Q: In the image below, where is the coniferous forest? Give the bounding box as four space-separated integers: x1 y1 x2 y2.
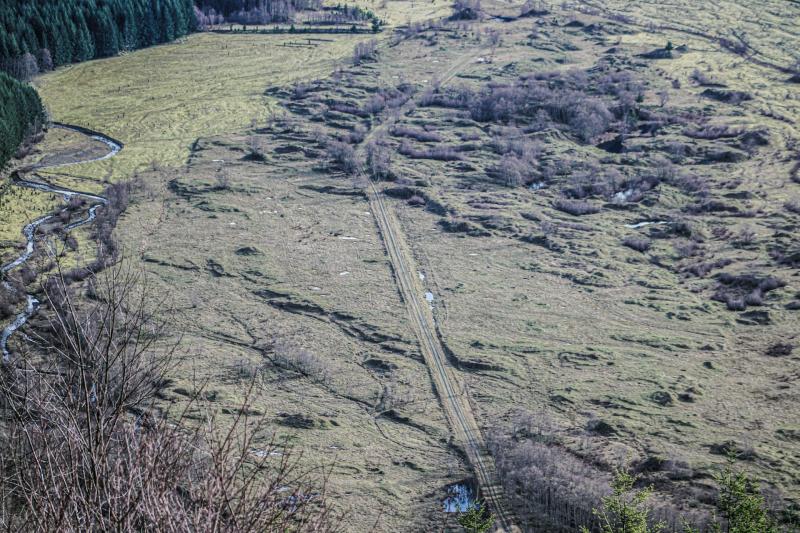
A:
0 0 197 168
0 72 45 169
0 0 196 79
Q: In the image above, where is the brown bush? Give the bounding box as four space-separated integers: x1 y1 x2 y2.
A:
711 273 785 311
390 125 442 143
273 339 332 385
622 235 652 253
784 198 800 214
325 140 359 175
552 198 600 216
398 141 462 161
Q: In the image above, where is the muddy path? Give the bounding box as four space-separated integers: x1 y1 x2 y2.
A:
0 124 121 360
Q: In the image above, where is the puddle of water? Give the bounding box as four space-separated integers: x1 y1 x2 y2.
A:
613 188 636 203
425 292 434 303
529 181 546 191
624 220 667 229
443 483 476 513
251 449 283 458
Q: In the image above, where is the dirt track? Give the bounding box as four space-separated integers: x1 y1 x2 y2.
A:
359 49 519 532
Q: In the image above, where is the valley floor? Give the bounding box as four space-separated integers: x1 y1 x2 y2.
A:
3 0 799 530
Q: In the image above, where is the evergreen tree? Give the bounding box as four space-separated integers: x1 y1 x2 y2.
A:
0 71 45 169
0 0 197 76
706 457 779 533
582 471 664 533
457 503 494 533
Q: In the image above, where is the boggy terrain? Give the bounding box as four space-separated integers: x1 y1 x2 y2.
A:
2 0 799 531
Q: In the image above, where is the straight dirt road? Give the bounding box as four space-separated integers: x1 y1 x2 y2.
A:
358 48 519 532
367 186 518 532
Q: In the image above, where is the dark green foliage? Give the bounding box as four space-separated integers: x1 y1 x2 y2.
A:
583 461 784 533
0 0 197 76
0 72 45 169
705 457 779 533
582 471 664 533
457 503 494 533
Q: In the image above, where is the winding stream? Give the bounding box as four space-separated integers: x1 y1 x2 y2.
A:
0 124 122 361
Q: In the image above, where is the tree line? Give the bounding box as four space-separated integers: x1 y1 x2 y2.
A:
0 0 197 80
0 72 45 170
195 0 320 18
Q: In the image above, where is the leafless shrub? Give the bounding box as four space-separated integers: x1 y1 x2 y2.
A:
490 131 543 157
622 235 652 253
325 140 359 175
674 239 704 259
407 194 426 207
398 141 462 161
520 0 548 16
344 124 368 144
683 258 733 278
683 124 743 140
362 94 386 115
765 343 794 357
390 125 442 143
365 140 392 181
291 82 311 100
733 226 757 247
488 413 610 531
690 69 721 87
451 0 481 20
552 198 600 216
353 40 378 65
327 101 369 118
712 272 785 311
247 135 266 161
0 265 340 531
215 168 231 190
377 377 417 412
563 166 622 200
419 84 474 109
491 153 535 187
375 83 415 110
784 198 800 214
273 340 332 385
570 99 613 142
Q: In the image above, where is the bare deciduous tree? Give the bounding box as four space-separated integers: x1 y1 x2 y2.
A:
0 263 340 532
